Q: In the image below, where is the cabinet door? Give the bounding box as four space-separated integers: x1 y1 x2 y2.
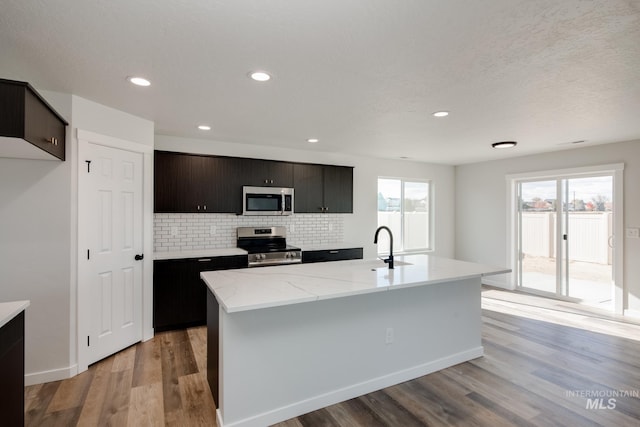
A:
239 158 294 187
323 165 354 213
154 151 205 213
293 163 324 213
206 156 244 213
24 89 65 160
153 260 206 331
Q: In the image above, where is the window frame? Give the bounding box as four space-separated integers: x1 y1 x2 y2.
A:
377 176 433 254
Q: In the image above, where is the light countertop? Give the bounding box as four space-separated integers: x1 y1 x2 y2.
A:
0 300 30 329
154 248 248 260
298 243 362 252
154 244 362 260
201 254 509 313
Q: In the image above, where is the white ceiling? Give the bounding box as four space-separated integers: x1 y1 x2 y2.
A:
2 0 639 165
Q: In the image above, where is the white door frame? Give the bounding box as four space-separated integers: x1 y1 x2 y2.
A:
77 129 154 373
506 163 624 315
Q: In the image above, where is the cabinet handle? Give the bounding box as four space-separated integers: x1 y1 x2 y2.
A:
329 250 339 254
204 205 207 210
197 258 212 262
325 207 329 212
197 205 200 210
45 137 58 145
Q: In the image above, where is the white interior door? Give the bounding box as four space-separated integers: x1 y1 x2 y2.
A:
82 142 144 364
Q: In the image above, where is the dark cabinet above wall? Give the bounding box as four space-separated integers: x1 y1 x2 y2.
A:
154 150 353 214
294 163 353 213
0 78 68 161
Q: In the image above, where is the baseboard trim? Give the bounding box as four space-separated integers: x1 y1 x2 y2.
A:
25 364 78 386
216 346 484 427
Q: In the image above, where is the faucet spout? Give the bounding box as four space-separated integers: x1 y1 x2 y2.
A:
374 226 394 269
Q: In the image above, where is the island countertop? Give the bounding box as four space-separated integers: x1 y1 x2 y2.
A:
201 254 509 313
0 300 30 329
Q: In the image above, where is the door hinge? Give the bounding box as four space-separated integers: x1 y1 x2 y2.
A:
87 336 90 346
563 234 568 241
85 160 91 173
87 249 90 260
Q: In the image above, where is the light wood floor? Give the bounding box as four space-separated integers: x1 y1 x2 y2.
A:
26 289 640 426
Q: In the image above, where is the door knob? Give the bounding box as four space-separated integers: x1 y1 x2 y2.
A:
134 254 144 261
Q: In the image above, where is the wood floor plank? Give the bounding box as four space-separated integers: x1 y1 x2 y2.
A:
127 382 165 427
178 372 217 426
46 368 94 413
76 357 114 426
97 368 134 426
297 407 342 427
24 381 61 426
132 336 162 387
111 344 137 372
160 330 183 415
186 326 208 375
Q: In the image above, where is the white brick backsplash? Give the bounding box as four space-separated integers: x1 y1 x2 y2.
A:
153 213 345 252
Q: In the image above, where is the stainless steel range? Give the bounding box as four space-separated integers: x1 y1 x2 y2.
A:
237 226 302 267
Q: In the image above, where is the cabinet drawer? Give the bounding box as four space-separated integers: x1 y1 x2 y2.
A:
302 248 363 263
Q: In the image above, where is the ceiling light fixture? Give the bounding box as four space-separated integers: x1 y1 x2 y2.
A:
491 141 517 149
307 138 319 143
128 76 151 87
198 125 211 131
433 111 449 117
249 71 271 82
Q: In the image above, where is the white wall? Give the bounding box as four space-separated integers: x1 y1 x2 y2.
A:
155 135 456 259
0 90 154 384
455 139 640 314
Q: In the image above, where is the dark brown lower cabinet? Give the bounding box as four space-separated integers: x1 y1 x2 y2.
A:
0 311 25 427
302 248 363 263
153 255 247 332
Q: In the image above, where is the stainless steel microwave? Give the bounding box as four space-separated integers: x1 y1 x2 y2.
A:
243 186 294 216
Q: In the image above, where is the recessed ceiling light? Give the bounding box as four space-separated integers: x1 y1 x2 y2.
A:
433 111 449 117
128 76 151 87
307 138 319 143
198 125 211 131
491 141 517 149
249 71 271 82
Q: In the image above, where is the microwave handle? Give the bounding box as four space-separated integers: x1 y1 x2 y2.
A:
281 193 285 215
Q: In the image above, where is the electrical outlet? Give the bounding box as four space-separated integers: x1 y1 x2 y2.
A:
171 226 178 236
626 228 640 239
385 327 394 344
210 225 217 235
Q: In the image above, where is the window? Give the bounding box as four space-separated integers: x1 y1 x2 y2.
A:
377 178 431 254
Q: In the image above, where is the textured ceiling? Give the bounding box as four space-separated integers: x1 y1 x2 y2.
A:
1 0 639 165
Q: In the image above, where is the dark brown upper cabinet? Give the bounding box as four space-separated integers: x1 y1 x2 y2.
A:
293 163 353 213
154 150 353 214
155 151 236 213
0 78 68 161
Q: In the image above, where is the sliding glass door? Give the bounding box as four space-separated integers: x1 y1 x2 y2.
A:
517 175 614 309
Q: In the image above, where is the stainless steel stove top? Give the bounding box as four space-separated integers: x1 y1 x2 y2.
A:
237 226 301 267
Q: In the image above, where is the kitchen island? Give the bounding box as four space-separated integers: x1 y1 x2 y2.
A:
201 254 508 427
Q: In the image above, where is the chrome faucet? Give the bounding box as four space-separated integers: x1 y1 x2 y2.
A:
374 226 394 269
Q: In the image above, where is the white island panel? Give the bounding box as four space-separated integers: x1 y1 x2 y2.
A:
216 278 481 427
